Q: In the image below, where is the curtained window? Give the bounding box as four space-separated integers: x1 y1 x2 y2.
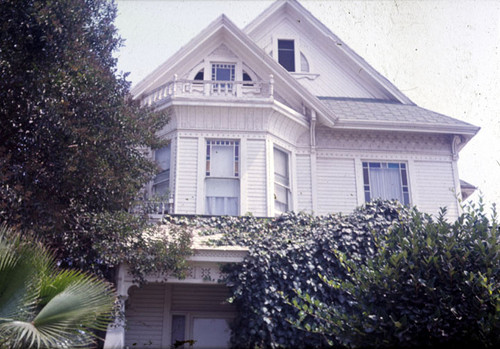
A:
362 162 410 205
205 140 239 215
274 147 291 213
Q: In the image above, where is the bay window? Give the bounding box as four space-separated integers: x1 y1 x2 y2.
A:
205 140 239 215
274 147 291 213
362 162 410 205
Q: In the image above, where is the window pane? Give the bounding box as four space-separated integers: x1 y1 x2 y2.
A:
206 178 239 215
274 148 289 186
171 315 186 345
278 40 295 72
155 145 171 171
278 40 294 50
369 166 403 202
192 318 231 349
153 180 169 197
211 145 233 177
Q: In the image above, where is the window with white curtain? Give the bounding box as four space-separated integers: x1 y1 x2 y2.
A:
362 162 410 205
205 140 239 215
153 144 171 197
274 147 291 214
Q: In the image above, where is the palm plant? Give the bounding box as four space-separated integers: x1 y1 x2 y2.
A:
0 224 115 348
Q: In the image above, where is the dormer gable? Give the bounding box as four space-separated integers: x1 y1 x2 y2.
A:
245 0 413 103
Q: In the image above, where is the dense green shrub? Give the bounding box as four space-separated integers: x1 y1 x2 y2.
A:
171 201 499 348
292 202 499 348
169 201 412 348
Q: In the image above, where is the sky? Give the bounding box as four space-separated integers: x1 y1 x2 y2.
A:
114 0 500 212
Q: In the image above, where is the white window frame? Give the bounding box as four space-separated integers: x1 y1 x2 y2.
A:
362 161 411 205
204 139 240 216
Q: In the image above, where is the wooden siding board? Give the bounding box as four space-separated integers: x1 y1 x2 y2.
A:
125 284 166 349
414 160 459 219
176 137 198 214
246 139 267 216
171 284 236 313
316 157 357 215
296 154 312 212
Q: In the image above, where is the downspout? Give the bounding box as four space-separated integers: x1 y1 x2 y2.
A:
310 109 318 213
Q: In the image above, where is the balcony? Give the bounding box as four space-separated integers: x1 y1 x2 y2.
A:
142 74 275 106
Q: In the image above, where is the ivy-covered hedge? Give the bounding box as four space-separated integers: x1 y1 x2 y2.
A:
166 200 499 348
167 200 413 348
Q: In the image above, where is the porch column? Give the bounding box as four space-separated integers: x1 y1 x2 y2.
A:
103 265 133 349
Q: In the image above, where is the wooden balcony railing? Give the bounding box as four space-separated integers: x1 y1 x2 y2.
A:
142 74 275 106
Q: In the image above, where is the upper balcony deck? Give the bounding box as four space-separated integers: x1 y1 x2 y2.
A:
141 74 275 107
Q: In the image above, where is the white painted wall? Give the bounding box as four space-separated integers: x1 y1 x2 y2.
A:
316 157 358 215
175 137 198 214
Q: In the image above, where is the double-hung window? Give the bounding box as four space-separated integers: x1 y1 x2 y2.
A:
274 147 291 213
153 144 171 197
362 162 410 205
205 140 239 215
211 63 235 93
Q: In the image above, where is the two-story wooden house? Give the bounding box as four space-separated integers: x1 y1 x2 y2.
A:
104 1 479 348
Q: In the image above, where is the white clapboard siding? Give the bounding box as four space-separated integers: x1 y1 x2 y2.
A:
295 154 312 212
125 284 166 349
246 139 267 216
171 284 236 313
176 137 198 214
316 157 357 215
413 160 459 219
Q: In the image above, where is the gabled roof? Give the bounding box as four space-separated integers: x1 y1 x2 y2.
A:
244 0 413 104
319 97 479 139
131 14 337 127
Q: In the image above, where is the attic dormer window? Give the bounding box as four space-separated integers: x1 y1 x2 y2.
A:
278 39 295 72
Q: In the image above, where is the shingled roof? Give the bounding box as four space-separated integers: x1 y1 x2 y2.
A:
319 97 479 137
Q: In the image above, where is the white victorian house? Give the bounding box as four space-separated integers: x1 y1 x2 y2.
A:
104 1 479 348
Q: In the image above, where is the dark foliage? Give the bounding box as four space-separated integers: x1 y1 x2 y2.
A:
0 0 190 281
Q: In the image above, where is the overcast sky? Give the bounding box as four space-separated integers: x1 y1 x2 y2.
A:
114 0 500 211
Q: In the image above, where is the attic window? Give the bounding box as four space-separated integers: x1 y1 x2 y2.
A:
194 69 204 80
300 52 309 72
278 39 295 72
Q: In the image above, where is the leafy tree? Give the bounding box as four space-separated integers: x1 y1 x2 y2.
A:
0 0 190 280
0 224 114 349
291 202 500 348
